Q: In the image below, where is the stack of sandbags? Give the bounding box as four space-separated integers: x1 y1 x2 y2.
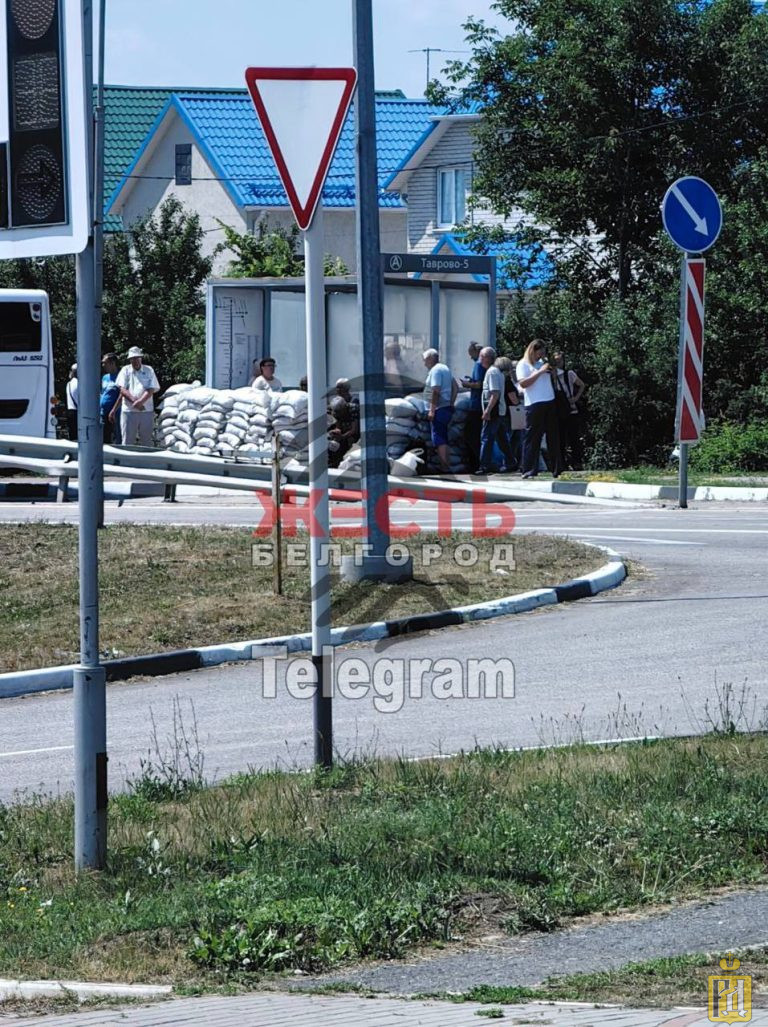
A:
271 389 309 468
156 382 198 450
192 390 234 455
445 390 472 473
237 389 272 459
338 442 362 474
385 395 429 461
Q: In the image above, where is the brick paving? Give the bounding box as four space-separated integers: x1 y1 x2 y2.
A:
1 993 766 1027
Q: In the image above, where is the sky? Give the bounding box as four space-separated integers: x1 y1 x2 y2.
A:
103 0 511 98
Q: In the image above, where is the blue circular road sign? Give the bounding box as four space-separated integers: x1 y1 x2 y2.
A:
662 176 722 253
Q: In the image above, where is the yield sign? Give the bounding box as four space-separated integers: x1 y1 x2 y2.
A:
245 67 357 231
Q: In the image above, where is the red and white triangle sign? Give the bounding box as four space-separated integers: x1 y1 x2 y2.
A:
245 67 357 232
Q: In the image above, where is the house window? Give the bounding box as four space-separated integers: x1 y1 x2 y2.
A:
175 144 192 186
437 167 468 228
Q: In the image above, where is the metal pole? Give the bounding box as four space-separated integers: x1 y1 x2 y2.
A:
74 0 107 870
272 434 283 595
679 442 688 509
352 0 391 564
93 0 106 527
74 0 107 871
675 256 688 510
304 208 332 768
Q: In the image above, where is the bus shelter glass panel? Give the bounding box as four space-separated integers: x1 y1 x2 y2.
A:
327 291 361 388
440 287 488 377
269 291 306 389
383 284 430 395
211 288 262 389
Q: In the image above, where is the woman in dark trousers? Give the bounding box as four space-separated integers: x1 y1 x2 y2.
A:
515 339 562 478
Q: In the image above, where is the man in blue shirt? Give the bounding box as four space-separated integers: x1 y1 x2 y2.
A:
461 341 485 469
423 348 456 474
100 352 121 445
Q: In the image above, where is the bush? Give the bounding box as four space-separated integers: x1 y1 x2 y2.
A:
689 420 768 473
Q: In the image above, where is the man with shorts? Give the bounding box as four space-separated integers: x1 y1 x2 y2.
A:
422 348 456 474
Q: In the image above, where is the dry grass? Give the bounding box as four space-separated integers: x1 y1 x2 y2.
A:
0 525 604 672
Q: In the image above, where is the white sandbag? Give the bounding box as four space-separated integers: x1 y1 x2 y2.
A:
386 397 417 419
183 386 216 407
406 395 429 416
194 427 219 443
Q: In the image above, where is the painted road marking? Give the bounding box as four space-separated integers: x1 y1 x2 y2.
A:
0 745 73 759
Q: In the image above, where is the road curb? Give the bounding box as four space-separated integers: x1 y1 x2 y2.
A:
0 549 626 699
518 479 768 502
0 977 171 1002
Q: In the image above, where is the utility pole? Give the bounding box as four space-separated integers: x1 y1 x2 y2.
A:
73 0 107 871
345 0 411 584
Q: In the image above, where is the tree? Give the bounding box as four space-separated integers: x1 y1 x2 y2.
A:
102 196 215 386
433 0 768 298
219 217 348 278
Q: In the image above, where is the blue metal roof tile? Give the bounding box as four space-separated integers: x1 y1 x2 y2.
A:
166 92 445 211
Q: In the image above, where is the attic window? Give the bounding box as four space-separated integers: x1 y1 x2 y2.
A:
175 144 192 186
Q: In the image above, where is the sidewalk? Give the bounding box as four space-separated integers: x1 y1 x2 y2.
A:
2 992 765 1027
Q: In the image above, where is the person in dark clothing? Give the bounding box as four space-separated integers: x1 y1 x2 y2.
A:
552 350 585 470
461 341 485 467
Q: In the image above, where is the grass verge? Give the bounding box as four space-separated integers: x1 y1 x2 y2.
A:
437 947 768 1008
0 525 603 672
0 735 767 987
559 467 768 486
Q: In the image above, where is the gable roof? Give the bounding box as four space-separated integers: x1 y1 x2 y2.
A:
433 233 553 290
108 91 445 217
102 85 246 231
384 109 482 194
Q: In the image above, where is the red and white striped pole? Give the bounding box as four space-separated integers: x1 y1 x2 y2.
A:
675 257 706 507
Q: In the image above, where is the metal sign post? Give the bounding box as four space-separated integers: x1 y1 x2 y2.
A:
661 177 721 509
245 66 358 768
74 0 107 870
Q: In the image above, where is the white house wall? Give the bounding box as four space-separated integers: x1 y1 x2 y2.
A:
244 209 406 272
405 120 530 253
112 119 248 274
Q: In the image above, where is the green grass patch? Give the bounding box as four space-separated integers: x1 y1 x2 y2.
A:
0 525 602 672
0 736 768 986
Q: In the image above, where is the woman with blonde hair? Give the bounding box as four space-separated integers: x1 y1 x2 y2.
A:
515 339 561 478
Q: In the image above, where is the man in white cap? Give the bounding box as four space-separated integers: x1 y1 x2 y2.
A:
116 346 160 446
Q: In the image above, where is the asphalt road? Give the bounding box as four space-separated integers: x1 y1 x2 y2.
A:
0 496 766 801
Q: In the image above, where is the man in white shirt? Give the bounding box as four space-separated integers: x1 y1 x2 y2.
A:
116 346 160 447
422 348 456 474
250 358 283 392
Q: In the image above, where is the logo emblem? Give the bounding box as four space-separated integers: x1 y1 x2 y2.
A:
388 254 403 271
709 954 752 1023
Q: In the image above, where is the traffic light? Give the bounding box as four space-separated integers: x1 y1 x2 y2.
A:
0 0 89 258
5 0 67 228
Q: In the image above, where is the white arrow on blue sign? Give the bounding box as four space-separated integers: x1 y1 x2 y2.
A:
662 176 722 253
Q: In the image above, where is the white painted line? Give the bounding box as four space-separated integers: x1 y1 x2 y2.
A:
0 745 73 759
563 533 704 546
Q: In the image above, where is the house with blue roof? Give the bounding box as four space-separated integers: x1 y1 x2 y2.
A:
384 110 551 292
108 90 445 274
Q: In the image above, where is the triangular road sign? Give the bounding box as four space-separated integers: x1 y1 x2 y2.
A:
245 67 357 231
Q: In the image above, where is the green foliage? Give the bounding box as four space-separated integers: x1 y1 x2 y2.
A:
689 420 768 473
434 0 768 297
102 196 214 386
439 0 768 465
220 217 348 278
